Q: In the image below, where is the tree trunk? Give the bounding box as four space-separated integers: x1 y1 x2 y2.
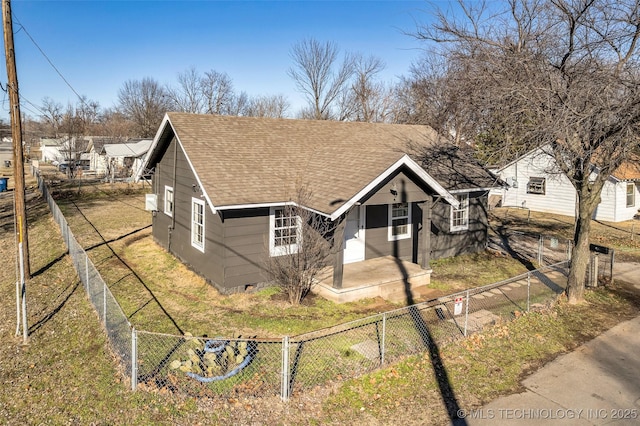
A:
565 198 594 304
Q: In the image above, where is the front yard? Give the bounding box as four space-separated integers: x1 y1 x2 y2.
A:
2 176 639 425
50 182 533 338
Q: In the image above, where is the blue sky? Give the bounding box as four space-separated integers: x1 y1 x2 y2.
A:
1 0 435 121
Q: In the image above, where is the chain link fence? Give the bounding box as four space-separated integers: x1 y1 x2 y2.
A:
37 172 134 381
36 169 572 400
488 230 572 266
586 247 615 287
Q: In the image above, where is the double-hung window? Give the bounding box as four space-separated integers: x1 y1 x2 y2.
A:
627 183 635 208
450 193 469 232
388 202 411 240
270 206 301 256
164 186 174 216
191 198 205 252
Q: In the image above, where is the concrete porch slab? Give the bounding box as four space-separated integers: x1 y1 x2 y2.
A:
313 256 431 304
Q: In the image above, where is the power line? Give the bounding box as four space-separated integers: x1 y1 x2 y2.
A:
8 11 147 161
11 13 91 110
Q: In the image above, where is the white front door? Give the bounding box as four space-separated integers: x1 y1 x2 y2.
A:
343 205 365 264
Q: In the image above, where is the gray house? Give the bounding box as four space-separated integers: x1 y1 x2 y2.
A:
140 113 498 295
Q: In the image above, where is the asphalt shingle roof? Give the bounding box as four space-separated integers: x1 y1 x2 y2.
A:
149 113 496 215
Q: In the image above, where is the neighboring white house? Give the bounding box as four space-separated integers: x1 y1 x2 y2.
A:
101 139 152 179
39 138 65 163
491 147 640 222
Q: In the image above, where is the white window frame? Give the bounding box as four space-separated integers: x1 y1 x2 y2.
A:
527 177 546 195
164 185 174 217
626 183 635 208
191 197 205 253
450 193 469 232
388 202 412 241
269 206 301 257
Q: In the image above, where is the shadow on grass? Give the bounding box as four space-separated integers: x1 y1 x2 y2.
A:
489 224 538 272
70 200 183 335
29 279 82 335
31 251 68 278
394 182 466 425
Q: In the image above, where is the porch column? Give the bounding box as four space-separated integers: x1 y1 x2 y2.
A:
332 216 346 289
421 198 432 269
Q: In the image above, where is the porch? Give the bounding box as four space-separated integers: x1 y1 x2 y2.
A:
313 256 432 304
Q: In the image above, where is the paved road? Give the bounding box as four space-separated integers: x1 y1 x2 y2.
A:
462 262 640 426
0 139 12 167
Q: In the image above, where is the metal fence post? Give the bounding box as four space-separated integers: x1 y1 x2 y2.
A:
538 235 544 265
463 290 470 337
527 272 531 312
610 250 615 286
281 336 290 401
85 255 89 291
103 281 107 325
131 327 137 391
381 313 386 366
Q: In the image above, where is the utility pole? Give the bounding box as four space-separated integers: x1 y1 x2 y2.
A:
3 0 30 342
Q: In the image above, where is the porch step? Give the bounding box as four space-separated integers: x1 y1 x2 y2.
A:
314 257 432 304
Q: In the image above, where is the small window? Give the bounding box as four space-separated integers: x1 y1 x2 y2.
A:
627 183 635 208
450 193 469 232
269 206 301 256
388 202 411 241
527 177 546 195
164 186 174 216
191 198 205 252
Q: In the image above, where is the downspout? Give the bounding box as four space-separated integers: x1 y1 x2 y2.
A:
168 139 178 250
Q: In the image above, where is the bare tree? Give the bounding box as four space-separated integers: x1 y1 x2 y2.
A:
40 97 63 137
265 188 336 305
226 91 251 116
166 67 206 114
244 94 290 118
117 77 174 137
288 38 355 120
349 54 395 122
59 103 89 178
392 53 476 145
201 70 236 115
75 95 101 127
416 0 640 303
97 108 137 141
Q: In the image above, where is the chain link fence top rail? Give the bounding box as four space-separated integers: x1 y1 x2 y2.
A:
35 170 571 400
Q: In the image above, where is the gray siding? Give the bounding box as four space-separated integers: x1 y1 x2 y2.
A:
431 191 488 259
363 192 488 263
364 204 414 261
363 170 434 205
221 208 270 292
152 137 225 290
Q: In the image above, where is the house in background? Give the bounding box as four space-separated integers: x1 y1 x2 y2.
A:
87 137 120 176
39 137 65 163
491 146 640 222
139 113 498 299
100 139 152 180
